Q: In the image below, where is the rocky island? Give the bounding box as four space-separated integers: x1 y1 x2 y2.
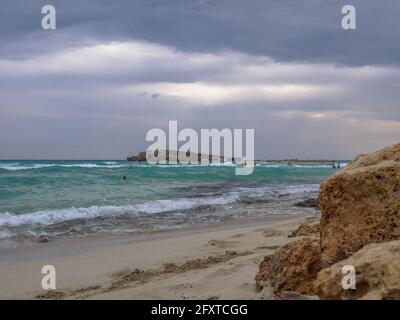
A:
127 149 238 163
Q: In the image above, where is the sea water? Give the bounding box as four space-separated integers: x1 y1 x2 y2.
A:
0 160 345 241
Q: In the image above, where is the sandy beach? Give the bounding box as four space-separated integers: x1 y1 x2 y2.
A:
0 214 317 300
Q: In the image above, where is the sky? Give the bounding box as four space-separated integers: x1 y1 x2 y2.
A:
0 0 399 160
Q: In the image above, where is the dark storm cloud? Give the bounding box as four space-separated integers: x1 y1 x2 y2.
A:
1 0 400 66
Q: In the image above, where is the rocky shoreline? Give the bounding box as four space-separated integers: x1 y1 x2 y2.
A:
255 143 400 299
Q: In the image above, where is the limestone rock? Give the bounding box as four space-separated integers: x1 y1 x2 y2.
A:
127 151 147 161
289 223 320 238
315 240 400 300
319 143 400 265
255 239 323 296
127 149 238 163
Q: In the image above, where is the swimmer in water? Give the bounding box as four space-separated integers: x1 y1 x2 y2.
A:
123 176 127 180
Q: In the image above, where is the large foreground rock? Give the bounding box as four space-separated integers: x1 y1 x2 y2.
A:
319 143 400 265
255 239 323 296
315 240 400 300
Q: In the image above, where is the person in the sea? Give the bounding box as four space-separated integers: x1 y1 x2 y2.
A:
337 162 341 169
332 162 336 169
123 176 127 180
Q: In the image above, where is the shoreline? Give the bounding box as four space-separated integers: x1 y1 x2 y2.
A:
0 213 316 299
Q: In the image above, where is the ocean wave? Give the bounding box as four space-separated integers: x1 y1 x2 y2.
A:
257 163 348 168
0 183 317 230
256 163 287 168
292 164 348 168
233 183 319 197
60 164 128 168
103 161 119 165
0 164 56 171
0 162 234 171
0 161 348 171
0 181 321 239
0 194 239 228
280 184 320 194
0 163 128 171
0 230 16 239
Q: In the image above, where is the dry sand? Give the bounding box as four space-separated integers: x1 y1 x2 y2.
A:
0 214 318 300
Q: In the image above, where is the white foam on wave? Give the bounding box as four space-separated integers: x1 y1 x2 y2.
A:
0 162 235 171
256 164 286 168
292 164 349 168
0 194 239 228
0 164 56 171
0 182 321 239
0 161 239 171
0 163 128 171
0 183 318 229
60 164 128 168
280 184 320 194
232 183 319 198
0 161 349 171
257 163 348 168
0 230 16 239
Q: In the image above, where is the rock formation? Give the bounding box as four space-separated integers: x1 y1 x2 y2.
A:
288 223 320 238
255 239 323 296
315 240 400 300
319 143 400 265
127 149 238 163
127 151 147 161
255 143 400 299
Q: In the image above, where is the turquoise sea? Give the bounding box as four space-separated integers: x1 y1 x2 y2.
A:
0 160 345 241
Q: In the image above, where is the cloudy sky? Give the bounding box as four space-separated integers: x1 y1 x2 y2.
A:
0 0 399 160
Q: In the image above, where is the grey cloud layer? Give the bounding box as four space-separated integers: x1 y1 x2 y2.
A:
1 42 399 159
0 1 399 159
1 0 400 66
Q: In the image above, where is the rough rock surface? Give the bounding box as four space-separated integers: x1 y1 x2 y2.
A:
289 223 320 238
319 143 400 265
255 239 323 296
127 151 147 161
315 240 400 300
127 150 236 162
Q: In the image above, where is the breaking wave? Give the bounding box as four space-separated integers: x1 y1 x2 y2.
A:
0 195 239 228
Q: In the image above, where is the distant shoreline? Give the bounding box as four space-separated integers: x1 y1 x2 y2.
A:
0 159 349 162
